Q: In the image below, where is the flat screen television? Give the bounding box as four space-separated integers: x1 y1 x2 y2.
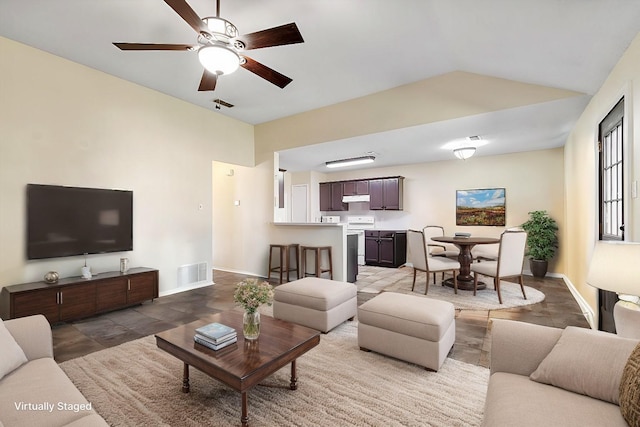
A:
27 184 133 260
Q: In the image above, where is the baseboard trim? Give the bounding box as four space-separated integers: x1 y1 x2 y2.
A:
560 274 596 329
159 281 214 297
213 267 266 279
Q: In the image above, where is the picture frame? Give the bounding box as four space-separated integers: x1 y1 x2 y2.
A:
456 188 506 226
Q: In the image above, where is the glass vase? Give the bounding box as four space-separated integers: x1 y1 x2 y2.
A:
243 311 261 340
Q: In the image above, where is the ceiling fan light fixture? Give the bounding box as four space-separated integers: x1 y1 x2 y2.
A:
202 17 238 39
198 45 240 75
453 147 476 160
326 155 375 169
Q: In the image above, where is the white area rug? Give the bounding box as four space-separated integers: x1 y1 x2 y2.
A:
359 266 545 310
61 320 489 426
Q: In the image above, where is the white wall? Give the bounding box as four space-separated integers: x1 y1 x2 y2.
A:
0 37 254 294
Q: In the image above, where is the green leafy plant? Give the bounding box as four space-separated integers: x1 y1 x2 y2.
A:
521 210 558 261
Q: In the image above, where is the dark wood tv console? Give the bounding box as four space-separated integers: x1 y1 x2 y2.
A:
0 267 158 323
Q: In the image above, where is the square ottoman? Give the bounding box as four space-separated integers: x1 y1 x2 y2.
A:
273 277 357 333
357 292 455 371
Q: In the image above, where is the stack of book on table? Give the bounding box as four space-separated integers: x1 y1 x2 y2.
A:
455 232 471 238
194 322 237 350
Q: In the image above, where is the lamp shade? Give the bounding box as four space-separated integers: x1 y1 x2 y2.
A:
198 45 240 75
586 241 640 296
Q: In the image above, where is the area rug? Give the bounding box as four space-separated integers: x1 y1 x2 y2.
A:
60 320 489 427
359 266 544 310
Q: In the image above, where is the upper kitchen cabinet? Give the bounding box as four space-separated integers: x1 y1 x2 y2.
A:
343 180 369 196
369 177 404 210
320 182 347 211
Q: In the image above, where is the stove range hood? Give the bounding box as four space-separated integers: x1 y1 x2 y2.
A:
342 195 370 203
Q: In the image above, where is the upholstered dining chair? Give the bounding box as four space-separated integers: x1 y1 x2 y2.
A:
470 230 528 304
407 229 461 294
471 226 523 263
422 225 460 257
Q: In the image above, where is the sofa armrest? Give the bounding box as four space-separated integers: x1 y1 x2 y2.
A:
4 315 54 360
489 319 562 376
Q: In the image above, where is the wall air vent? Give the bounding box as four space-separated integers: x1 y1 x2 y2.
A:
213 99 234 108
177 262 209 287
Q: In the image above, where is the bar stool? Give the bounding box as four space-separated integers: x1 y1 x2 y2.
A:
268 244 300 284
300 246 333 279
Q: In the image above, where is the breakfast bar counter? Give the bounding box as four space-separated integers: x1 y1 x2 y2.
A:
270 222 349 282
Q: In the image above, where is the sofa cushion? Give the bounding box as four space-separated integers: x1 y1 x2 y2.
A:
0 358 99 426
529 326 638 404
619 342 640 426
482 372 628 427
0 320 28 380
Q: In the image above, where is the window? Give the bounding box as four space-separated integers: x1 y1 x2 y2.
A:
598 98 625 241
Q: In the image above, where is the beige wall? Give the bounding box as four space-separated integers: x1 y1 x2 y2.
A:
564 32 640 315
0 37 254 293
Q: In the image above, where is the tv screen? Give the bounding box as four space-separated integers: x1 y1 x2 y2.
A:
27 184 133 260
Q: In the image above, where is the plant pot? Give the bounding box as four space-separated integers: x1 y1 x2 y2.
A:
530 259 548 278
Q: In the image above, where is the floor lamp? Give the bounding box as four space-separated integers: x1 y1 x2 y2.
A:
587 241 640 339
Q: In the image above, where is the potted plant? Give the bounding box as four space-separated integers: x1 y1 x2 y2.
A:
521 210 558 277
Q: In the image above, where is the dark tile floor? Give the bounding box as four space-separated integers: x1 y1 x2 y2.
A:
52 268 590 368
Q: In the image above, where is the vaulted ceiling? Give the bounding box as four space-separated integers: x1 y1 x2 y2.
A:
2 1 640 171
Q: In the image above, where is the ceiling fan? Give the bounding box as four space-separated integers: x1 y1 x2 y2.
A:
113 0 304 91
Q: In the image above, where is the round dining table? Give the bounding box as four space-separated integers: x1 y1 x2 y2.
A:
431 236 500 290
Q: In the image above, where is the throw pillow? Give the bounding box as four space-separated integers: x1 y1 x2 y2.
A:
620 343 640 427
529 326 638 404
0 320 28 380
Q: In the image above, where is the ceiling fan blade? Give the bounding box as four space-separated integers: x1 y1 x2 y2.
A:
241 56 292 88
113 43 195 51
164 0 209 34
236 23 304 50
198 70 218 91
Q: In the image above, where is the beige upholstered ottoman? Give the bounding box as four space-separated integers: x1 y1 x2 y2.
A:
273 277 357 333
357 292 455 371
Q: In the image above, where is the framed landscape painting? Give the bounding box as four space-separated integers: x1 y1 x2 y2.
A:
456 188 506 226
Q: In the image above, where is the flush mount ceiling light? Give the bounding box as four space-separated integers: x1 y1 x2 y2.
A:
453 147 476 160
452 136 481 160
326 156 376 169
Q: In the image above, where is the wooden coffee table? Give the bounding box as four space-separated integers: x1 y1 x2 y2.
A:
155 311 321 426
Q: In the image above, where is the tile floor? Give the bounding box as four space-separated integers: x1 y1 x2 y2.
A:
52 267 590 367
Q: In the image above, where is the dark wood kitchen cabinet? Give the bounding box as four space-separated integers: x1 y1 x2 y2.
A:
365 230 407 268
319 182 347 211
343 180 369 196
369 177 404 210
1 268 158 323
